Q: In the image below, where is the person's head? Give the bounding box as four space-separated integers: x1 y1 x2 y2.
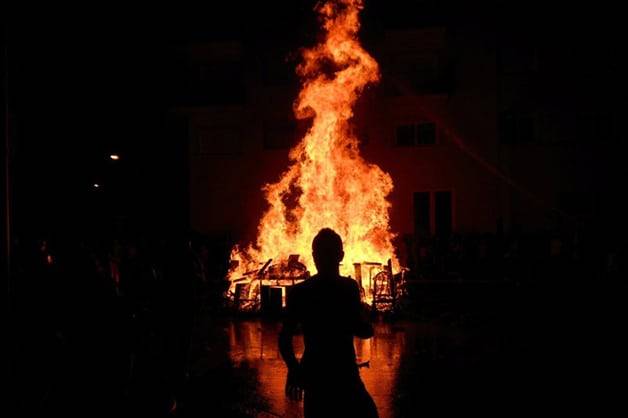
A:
312 228 344 274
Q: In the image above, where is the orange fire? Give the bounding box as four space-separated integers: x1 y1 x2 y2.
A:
228 0 397 304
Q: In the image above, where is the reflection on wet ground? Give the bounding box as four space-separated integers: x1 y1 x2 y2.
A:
223 319 462 418
183 314 511 417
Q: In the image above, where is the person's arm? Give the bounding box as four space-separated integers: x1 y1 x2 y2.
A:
279 314 299 370
351 280 374 339
279 289 303 400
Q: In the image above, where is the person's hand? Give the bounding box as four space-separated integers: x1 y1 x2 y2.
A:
359 301 372 322
355 301 374 338
285 364 304 401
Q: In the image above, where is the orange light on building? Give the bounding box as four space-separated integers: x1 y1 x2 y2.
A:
109 154 120 160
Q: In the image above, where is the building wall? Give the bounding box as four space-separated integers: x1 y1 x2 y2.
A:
181 27 506 249
495 22 627 235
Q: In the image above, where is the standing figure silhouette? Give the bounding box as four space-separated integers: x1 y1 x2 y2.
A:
279 228 378 418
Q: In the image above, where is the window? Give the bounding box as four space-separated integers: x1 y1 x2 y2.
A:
499 111 536 144
263 121 297 150
188 62 245 105
262 49 297 86
413 190 453 238
584 111 616 143
396 122 437 146
498 45 538 75
417 122 437 144
396 124 416 146
196 127 242 155
434 191 452 237
413 192 430 240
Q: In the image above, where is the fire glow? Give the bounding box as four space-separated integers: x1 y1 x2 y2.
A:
228 0 398 305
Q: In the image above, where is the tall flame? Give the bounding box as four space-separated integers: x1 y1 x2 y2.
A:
229 0 397 299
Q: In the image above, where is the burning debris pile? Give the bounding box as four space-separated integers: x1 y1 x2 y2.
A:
227 0 403 311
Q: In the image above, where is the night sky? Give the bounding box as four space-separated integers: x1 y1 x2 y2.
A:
7 0 628 237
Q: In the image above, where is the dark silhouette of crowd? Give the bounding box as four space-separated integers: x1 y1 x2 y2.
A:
9 224 624 417
401 224 624 283
10 232 229 417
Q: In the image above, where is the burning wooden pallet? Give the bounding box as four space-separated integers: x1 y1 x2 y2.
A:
229 256 406 313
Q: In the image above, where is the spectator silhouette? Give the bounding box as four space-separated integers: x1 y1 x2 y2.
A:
279 228 378 418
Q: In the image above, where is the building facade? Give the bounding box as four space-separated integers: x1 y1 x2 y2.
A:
176 20 625 268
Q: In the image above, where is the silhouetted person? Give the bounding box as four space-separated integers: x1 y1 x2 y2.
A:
279 228 378 418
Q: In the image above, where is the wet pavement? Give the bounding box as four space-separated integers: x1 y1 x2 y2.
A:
226 320 403 418
188 318 481 418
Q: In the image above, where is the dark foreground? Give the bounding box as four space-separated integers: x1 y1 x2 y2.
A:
182 278 625 417
12 278 625 417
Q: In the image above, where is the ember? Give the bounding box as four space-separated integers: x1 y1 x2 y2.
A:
227 0 401 309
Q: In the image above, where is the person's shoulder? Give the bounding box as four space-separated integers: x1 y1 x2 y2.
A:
339 276 360 290
290 277 313 296
292 279 310 291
